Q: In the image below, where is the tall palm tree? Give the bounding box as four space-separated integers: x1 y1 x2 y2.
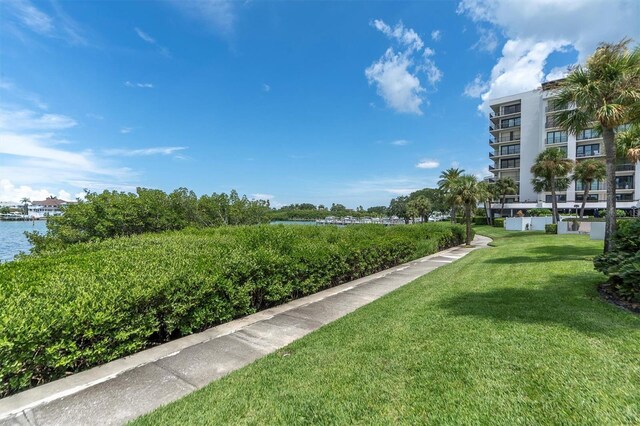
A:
556 39 640 252
438 168 465 224
530 148 574 224
573 159 606 218
20 197 30 216
477 181 494 225
494 177 518 218
450 174 481 245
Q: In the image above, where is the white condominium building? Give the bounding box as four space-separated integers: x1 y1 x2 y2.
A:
487 79 640 215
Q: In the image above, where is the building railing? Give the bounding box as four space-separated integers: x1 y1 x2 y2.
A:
616 164 635 171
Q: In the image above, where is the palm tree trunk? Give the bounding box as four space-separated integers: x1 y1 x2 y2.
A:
550 181 558 224
465 204 472 245
501 196 505 217
602 127 617 253
450 206 455 224
579 185 589 219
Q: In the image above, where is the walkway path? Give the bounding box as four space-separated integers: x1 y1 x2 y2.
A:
0 235 492 426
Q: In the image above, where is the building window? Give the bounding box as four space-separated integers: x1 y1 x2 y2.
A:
502 104 521 115
576 143 601 157
576 128 601 140
545 194 567 202
546 99 565 112
545 115 560 128
500 158 520 169
501 117 521 129
500 144 520 155
546 131 568 144
498 131 520 142
576 180 603 191
576 194 598 202
616 175 634 190
616 193 633 201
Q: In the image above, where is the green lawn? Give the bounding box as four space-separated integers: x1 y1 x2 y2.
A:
133 227 640 425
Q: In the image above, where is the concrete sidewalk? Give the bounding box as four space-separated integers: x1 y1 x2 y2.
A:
1 235 491 426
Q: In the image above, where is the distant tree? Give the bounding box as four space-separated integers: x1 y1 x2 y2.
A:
409 188 448 213
330 203 348 214
556 39 640 252
530 148 574 224
477 181 495 225
0 207 11 214
438 168 465 223
573 159 606 218
20 197 30 215
494 177 518 218
407 196 432 223
366 206 388 216
388 196 410 224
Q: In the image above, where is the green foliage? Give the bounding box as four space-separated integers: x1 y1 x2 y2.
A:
493 218 505 228
597 209 627 218
473 217 488 225
594 219 640 302
0 207 11 214
545 224 558 234
0 223 467 397
26 188 271 252
529 208 553 217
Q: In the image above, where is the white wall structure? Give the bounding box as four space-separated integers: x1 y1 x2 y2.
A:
590 222 606 240
530 217 553 231
505 217 531 231
487 79 640 215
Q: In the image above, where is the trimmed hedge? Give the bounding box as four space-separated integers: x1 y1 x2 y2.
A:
545 224 557 234
0 223 467 397
594 219 640 302
493 218 505 228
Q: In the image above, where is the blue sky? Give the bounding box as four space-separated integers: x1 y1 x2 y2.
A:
1 0 638 207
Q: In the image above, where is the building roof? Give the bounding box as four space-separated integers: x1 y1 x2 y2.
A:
31 198 71 207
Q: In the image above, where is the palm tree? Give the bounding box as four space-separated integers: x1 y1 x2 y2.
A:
556 39 640 252
477 181 494 225
450 175 481 246
494 177 518 218
573 159 606 218
20 197 30 215
530 148 574 224
616 123 640 163
438 168 465 224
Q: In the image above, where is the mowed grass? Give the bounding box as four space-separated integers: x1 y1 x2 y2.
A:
133 227 640 425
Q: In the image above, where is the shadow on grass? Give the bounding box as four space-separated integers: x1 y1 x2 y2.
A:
437 273 638 336
483 245 598 264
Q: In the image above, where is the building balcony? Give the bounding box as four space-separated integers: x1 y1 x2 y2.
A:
616 164 636 172
576 152 604 159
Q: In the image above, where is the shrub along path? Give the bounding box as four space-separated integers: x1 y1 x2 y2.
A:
132 227 639 425
0 235 489 425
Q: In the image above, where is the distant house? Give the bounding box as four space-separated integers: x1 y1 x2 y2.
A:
28 197 73 218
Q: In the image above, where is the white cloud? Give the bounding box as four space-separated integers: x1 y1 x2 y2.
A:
120 127 132 134
545 65 572 82
103 147 187 157
86 113 104 120
0 107 76 130
457 0 640 112
366 20 442 115
169 0 236 35
134 27 170 56
416 159 440 169
262 83 271 92
0 78 48 110
251 193 274 200
431 30 441 41
472 27 498 53
0 179 79 202
124 81 154 88
391 139 410 146
3 0 86 45
0 104 138 200
135 27 155 43
463 74 489 97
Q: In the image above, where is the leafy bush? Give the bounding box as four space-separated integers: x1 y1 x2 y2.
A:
473 217 488 225
594 219 640 302
529 208 552 217
0 223 467 397
545 224 557 234
493 218 505 228
597 209 627 218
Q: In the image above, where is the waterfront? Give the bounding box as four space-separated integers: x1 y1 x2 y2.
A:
0 220 47 262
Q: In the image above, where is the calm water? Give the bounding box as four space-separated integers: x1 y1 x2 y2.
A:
0 220 47 262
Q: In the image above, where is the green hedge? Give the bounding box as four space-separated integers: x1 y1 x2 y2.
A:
594 219 640 302
493 218 505 228
545 224 557 234
0 223 467 397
